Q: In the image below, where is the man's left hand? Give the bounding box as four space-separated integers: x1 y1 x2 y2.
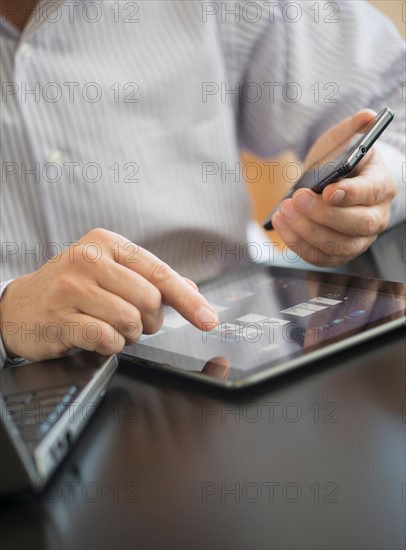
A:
271 110 397 266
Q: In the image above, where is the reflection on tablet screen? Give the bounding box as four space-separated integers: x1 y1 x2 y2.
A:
124 266 406 386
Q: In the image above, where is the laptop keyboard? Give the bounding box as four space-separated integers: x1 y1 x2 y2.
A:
4 385 78 447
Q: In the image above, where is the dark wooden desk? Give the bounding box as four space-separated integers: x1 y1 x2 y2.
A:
1 224 405 550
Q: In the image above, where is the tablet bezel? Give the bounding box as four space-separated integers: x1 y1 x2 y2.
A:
122 265 406 389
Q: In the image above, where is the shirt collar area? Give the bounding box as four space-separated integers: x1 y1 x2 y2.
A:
0 0 66 42
0 13 20 40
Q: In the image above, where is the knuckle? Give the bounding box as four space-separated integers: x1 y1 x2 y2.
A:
114 304 135 326
123 312 143 343
125 334 140 346
356 237 375 258
370 177 382 205
123 324 143 344
343 184 360 204
142 308 164 336
149 261 174 287
338 238 357 260
325 206 341 225
77 248 92 268
73 245 110 272
85 337 100 353
141 286 162 314
96 329 122 355
52 340 70 357
378 212 389 234
338 235 375 261
86 227 110 243
93 257 112 278
53 273 79 295
356 212 378 236
178 292 201 316
389 180 397 200
70 244 93 267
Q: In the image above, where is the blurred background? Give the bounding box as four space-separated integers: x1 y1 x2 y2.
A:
246 0 405 238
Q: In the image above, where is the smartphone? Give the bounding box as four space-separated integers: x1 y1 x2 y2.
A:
263 107 394 230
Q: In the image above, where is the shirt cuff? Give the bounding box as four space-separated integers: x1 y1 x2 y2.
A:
375 141 406 229
0 280 27 368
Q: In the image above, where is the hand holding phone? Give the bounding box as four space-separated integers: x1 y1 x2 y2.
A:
263 107 394 230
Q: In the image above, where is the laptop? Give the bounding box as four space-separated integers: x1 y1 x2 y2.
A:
123 265 406 388
0 351 117 496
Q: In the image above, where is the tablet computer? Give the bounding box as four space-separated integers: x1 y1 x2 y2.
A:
123 265 405 388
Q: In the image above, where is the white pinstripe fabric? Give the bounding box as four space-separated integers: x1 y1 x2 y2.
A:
1 0 405 365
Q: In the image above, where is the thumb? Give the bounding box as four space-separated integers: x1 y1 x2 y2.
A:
303 109 377 171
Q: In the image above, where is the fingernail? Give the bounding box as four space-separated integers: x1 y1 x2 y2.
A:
329 190 346 205
281 202 299 221
215 364 230 380
294 192 316 212
196 306 219 330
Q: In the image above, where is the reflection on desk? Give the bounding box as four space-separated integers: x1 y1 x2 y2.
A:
1 223 405 550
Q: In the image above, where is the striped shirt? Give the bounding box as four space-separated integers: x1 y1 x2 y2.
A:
0 0 405 364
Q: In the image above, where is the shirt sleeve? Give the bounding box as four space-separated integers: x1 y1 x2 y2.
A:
230 0 405 226
0 280 27 368
374 141 406 228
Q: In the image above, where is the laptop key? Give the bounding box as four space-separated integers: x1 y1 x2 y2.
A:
18 425 44 442
29 385 74 401
3 392 33 404
8 385 78 444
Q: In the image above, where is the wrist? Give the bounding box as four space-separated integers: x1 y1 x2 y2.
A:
0 279 19 359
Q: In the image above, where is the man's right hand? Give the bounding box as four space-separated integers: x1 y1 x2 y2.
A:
0 228 219 362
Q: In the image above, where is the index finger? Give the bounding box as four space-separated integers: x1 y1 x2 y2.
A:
114 238 219 331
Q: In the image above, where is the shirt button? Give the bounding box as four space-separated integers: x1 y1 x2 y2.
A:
19 42 32 60
48 150 63 164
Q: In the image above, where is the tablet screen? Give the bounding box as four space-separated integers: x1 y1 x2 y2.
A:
124 266 405 386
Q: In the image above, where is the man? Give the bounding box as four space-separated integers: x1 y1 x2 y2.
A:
0 0 405 366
